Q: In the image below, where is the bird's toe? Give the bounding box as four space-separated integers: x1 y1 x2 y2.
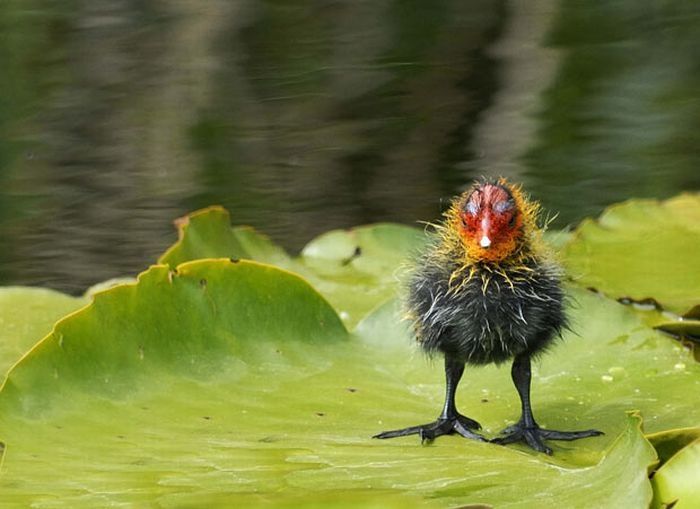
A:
540 428 604 441
456 413 482 430
522 429 552 455
492 422 602 454
374 415 485 443
453 420 487 441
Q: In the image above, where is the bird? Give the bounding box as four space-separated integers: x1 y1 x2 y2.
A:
373 177 602 454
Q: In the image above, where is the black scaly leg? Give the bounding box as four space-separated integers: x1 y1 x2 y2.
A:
492 353 603 454
373 356 485 443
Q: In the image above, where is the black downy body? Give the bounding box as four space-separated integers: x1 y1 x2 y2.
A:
408 253 566 365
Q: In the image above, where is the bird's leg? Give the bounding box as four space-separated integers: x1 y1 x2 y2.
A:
492 353 603 454
373 357 485 443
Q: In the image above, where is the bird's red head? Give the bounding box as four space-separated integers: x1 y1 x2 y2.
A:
454 181 525 263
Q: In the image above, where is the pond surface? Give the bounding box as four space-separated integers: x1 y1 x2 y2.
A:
1 0 699 293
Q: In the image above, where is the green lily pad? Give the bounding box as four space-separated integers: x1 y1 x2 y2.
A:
298 223 426 325
651 437 700 509
158 207 427 327
300 222 426 277
3 195 699 506
684 306 700 320
648 427 700 508
3 259 695 506
647 427 700 466
654 304 700 345
563 194 700 315
654 320 700 342
158 206 293 270
0 287 87 378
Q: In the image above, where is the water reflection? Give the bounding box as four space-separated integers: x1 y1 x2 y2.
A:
524 0 700 220
0 1 698 293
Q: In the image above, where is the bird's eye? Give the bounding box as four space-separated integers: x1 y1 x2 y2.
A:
493 200 513 213
466 201 479 216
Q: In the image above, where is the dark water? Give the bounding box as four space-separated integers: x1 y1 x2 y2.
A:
1 0 699 294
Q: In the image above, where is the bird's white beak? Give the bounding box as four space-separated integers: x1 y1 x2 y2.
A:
480 235 492 248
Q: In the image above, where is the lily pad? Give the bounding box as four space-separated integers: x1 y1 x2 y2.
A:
647 428 700 508
300 222 426 277
2 259 696 507
654 305 700 345
158 207 427 327
647 427 700 466
563 194 700 315
0 287 87 378
654 320 700 342
3 195 700 506
651 437 700 509
298 223 426 325
159 206 293 270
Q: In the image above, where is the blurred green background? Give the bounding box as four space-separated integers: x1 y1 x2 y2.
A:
1 0 698 293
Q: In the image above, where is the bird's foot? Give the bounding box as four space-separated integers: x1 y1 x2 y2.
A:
373 413 485 443
492 421 603 455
